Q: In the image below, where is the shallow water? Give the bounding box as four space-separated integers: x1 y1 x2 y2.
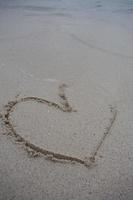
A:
1 0 133 22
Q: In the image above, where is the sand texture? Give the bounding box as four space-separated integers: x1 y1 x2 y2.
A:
0 1 133 199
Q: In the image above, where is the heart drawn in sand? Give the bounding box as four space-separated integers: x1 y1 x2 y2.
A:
0 84 117 168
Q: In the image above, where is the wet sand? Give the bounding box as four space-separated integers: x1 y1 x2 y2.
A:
0 1 133 200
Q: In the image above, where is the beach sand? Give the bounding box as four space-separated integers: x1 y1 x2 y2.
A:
0 1 133 199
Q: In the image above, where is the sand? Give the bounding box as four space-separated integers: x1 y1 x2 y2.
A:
0 1 133 200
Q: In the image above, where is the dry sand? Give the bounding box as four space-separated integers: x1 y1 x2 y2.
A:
0 2 133 200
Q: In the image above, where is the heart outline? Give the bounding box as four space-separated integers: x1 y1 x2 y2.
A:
0 84 117 168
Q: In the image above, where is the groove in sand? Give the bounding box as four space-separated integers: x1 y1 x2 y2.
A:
0 84 117 168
